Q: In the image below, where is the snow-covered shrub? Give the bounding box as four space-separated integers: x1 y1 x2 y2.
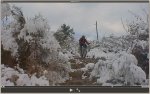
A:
1 64 49 86
44 54 71 85
18 14 61 64
17 14 72 85
126 13 149 77
124 64 146 85
89 51 147 86
87 47 115 60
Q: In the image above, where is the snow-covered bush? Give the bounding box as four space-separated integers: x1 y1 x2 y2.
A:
87 47 116 60
16 14 72 85
18 14 61 64
89 51 147 86
126 12 149 77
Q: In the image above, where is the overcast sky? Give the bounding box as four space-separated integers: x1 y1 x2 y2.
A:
10 3 149 41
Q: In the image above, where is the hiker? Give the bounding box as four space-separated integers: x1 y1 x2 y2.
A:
79 35 90 58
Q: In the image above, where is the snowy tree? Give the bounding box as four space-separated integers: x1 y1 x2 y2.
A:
54 24 74 49
54 24 79 56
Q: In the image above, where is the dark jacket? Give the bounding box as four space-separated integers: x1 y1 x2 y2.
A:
79 37 89 46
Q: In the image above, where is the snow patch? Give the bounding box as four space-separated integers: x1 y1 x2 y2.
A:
1 64 49 86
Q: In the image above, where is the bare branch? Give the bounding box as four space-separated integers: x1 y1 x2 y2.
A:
121 17 128 33
128 10 143 21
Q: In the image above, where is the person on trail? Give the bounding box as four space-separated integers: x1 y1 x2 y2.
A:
79 35 90 58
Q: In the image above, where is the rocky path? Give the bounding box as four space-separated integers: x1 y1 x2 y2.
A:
60 57 99 85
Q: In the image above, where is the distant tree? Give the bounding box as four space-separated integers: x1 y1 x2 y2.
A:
54 24 75 50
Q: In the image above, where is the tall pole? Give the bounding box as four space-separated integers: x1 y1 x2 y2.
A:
96 21 99 41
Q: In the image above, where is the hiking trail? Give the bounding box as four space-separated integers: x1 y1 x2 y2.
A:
59 56 99 85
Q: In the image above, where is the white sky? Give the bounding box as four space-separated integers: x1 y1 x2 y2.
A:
11 3 149 41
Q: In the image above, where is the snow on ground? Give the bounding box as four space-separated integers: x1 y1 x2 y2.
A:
1 64 49 86
87 47 116 60
80 63 95 80
87 48 148 86
85 63 95 71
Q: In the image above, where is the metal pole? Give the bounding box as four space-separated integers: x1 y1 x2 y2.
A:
96 21 99 40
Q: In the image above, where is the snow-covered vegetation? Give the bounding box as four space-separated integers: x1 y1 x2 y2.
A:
85 10 149 86
1 3 73 85
1 64 49 86
87 50 147 86
1 3 149 86
54 24 79 57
